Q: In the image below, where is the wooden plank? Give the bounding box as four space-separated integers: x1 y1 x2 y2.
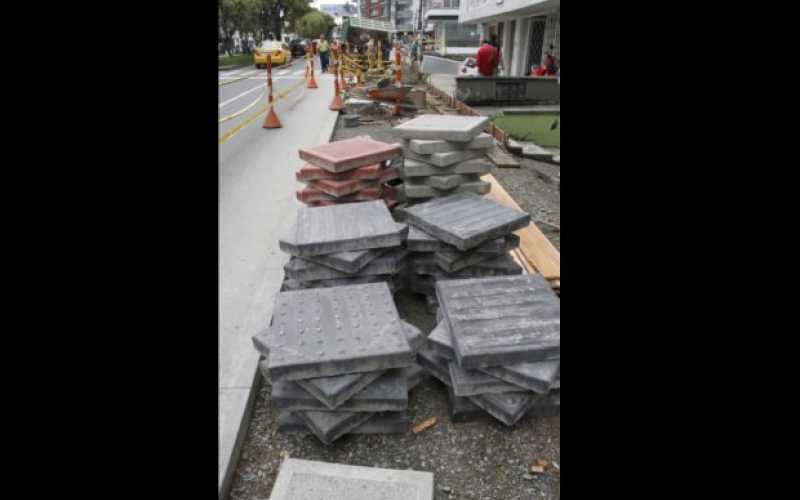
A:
482 174 560 282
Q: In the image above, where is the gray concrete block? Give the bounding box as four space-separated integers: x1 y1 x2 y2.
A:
404 361 428 391
406 226 441 252
269 458 434 500
295 410 374 445
272 368 408 412
467 391 538 426
410 174 481 191
279 201 408 257
279 411 409 435
402 158 495 178
405 149 489 167
285 248 408 281
398 193 530 251
416 348 452 387
303 246 393 274
268 283 412 381
393 114 489 142
296 370 386 410
412 261 522 280
447 386 488 423
436 275 560 369
406 133 494 154
402 320 424 354
449 361 525 396
403 180 490 199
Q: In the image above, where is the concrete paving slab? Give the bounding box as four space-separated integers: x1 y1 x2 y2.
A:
435 238 518 273
302 246 393 274
272 368 409 412
436 275 560 368
296 369 387 410
398 193 530 251
417 348 452 387
448 361 524 396
296 162 393 182
405 226 441 252
404 361 428 390
422 173 481 191
280 201 407 256
279 411 409 434
284 248 408 281
411 260 522 280
269 458 434 500
295 410 374 445
406 133 494 154
297 185 384 203
267 282 412 381
405 148 489 167
393 114 489 142
305 167 399 197
447 386 488 423
402 158 495 178
299 136 402 173
429 318 559 393
402 180 490 199
486 147 520 168
467 391 538 426
480 358 560 394
280 274 400 293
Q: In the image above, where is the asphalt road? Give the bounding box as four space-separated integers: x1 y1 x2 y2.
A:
218 55 339 499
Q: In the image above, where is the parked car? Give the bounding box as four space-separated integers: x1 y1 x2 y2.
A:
254 41 292 68
289 39 308 57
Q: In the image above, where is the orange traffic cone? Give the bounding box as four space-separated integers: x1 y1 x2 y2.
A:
307 62 318 89
263 105 282 128
329 77 344 111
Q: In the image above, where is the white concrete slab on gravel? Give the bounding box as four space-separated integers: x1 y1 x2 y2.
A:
219 68 338 500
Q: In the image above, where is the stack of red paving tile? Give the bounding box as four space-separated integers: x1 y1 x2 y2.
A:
297 136 403 208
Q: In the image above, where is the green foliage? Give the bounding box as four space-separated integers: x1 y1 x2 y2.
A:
294 10 336 39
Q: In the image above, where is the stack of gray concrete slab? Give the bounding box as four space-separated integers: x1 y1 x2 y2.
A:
398 192 529 313
392 115 496 204
419 274 561 426
252 282 427 444
278 200 409 292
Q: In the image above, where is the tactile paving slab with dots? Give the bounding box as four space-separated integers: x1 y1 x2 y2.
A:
267 282 413 381
436 274 561 369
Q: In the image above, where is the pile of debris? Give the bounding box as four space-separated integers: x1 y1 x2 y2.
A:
252 282 427 444
296 136 403 208
393 115 496 204
419 274 561 426
398 193 529 314
278 200 409 292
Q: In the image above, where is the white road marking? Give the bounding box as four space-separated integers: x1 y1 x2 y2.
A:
219 83 266 109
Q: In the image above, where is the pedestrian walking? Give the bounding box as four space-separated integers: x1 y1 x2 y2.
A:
318 35 330 73
476 39 499 77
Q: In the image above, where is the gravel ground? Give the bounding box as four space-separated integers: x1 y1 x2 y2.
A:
226 102 561 500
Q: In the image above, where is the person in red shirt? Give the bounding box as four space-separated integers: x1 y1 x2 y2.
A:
475 39 498 77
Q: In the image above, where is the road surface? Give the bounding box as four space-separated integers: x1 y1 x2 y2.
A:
218 56 337 500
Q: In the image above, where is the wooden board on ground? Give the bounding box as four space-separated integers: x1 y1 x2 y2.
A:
482 174 560 286
487 147 520 168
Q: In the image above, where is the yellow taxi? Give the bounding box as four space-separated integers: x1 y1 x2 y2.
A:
254 41 292 68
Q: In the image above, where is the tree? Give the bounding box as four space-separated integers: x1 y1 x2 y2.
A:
294 10 336 39
219 0 261 54
256 0 313 41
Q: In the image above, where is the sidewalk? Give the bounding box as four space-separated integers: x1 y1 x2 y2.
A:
218 66 337 500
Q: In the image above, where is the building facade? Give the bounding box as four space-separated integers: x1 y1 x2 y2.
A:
459 0 559 76
423 0 481 55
